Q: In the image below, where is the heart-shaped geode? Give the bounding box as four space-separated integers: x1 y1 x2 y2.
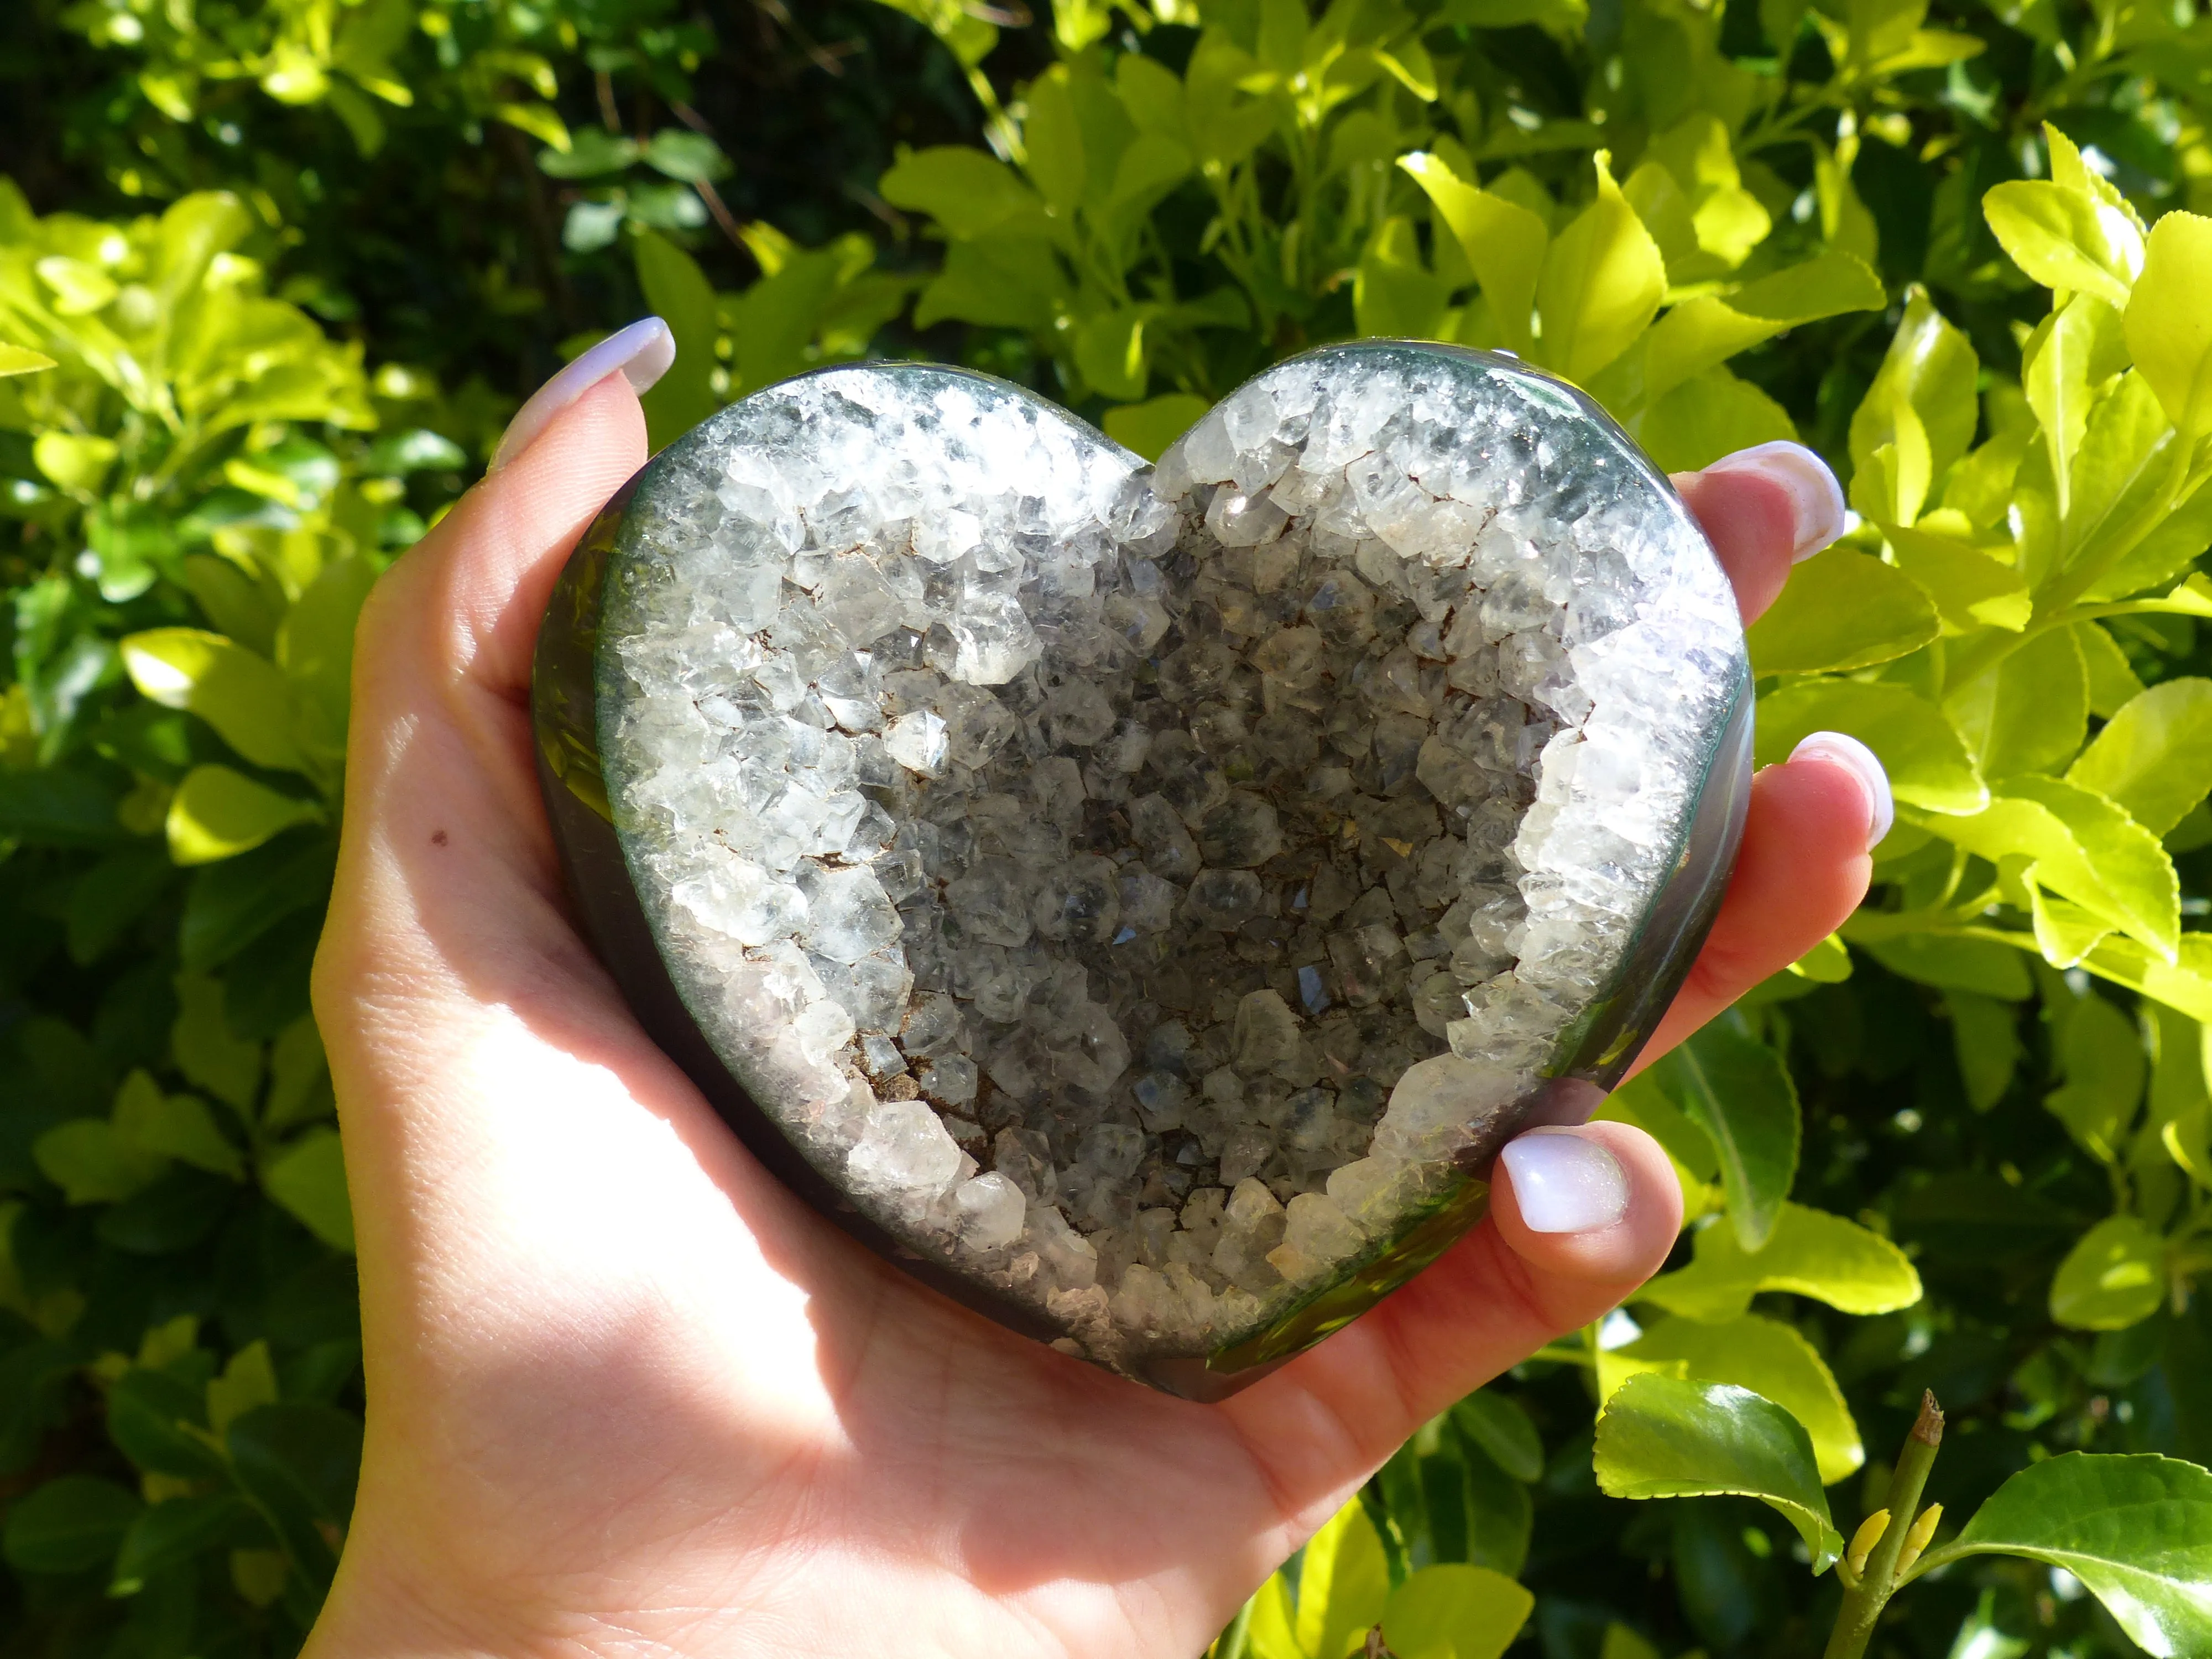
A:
534 342 1751 1399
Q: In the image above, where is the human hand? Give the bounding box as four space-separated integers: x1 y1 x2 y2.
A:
306 328 1887 1659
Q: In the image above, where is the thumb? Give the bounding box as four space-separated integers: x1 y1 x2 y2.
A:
1228 1122 1682 1507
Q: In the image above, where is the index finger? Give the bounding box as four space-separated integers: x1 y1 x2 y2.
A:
1673 440 1850 624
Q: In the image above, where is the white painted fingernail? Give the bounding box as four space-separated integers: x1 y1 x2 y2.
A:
1500 1128 1629 1234
489 317 676 473
1790 730 1895 852
1704 440 1848 562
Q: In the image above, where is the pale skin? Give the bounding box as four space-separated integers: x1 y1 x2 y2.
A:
306 372 1877 1659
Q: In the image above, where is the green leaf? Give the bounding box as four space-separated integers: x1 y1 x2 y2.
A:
110 1493 260 1596
1598 253 1883 418
1379 1564 1535 1659
913 239 1067 331
1354 217 1455 342
0 766 130 849
2084 474 2212 601
1855 931 2033 997
1787 932 1853 983
1452 1391 1543 1483
2069 678 2212 836
0 344 56 377
2062 371 2182 587
1948 990 2022 1110
363 427 467 475
121 629 304 775
2124 209 2212 437
167 764 322 865
1919 1453 2212 1654
1650 1015 1798 1251
278 554 377 764
265 1018 332 1132
33 1118 166 1204
1983 179 2141 309
642 129 731 185
491 102 569 154
1631 368 1798 474
33 431 117 492
1638 1201 1922 1320
1926 781 2178 961
66 845 174 965
261 1129 354 1253
1401 152 1547 356
536 127 639 179
1944 625 2087 779
1884 525 2031 633
1593 1374 1844 1572
180 830 337 972
1849 287 1978 514
2 1476 142 1575
1534 151 1666 384
1073 307 1149 401
870 0 998 66
113 1070 244 1180
225 1402 362 1592
2012 776 2179 957
107 1368 227 1481
2051 1215 2167 1331
1295 1498 1390 1659
170 973 263 1119
1245 1573 1303 1659
2077 932 2212 1024
1458 1436 1533 1575
1754 680 1986 813
1021 66 1086 219
207 1341 279 1438
880 146 1047 240
1609 1312 1863 1484
1104 394 1208 462
632 233 718 451
1745 550 1939 675
2025 294 2128 524
2079 620 2148 717
2044 990 2146 1162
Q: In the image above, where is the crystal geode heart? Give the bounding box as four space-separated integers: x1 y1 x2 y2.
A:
534 342 1751 1399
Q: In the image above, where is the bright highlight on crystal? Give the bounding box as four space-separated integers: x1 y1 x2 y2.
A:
540 342 1751 1395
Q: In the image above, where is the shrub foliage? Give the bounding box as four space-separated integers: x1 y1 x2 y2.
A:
9 0 2212 1655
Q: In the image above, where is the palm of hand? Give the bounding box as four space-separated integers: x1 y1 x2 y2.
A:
307 380 1872 1659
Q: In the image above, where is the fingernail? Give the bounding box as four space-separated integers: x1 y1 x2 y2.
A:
1500 1128 1629 1234
1790 730 1895 852
1704 440 1848 562
489 317 676 473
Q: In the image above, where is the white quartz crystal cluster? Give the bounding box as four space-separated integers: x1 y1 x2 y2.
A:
594 349 1740 1370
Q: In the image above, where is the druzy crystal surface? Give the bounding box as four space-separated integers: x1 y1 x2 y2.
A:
540 343 1750 1394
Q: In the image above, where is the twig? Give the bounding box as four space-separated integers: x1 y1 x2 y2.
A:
1823 1392 1945 1659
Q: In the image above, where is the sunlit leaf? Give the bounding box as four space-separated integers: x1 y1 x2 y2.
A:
1594 1374 1843 1571
1638 1201 1922 1321
2049 1215 2166 1331
1607 1312 1864 1484
1745 550 1939 674
1379 1564 1533 1659
1755 679 1986 813
2124 210 2212 437
1916 1454 2212 1655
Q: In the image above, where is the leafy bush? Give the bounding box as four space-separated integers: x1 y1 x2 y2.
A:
8 1 2212 1655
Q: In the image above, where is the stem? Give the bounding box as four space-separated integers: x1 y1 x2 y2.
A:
1823 1392 1945 1659
1212 1597 1254 1659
